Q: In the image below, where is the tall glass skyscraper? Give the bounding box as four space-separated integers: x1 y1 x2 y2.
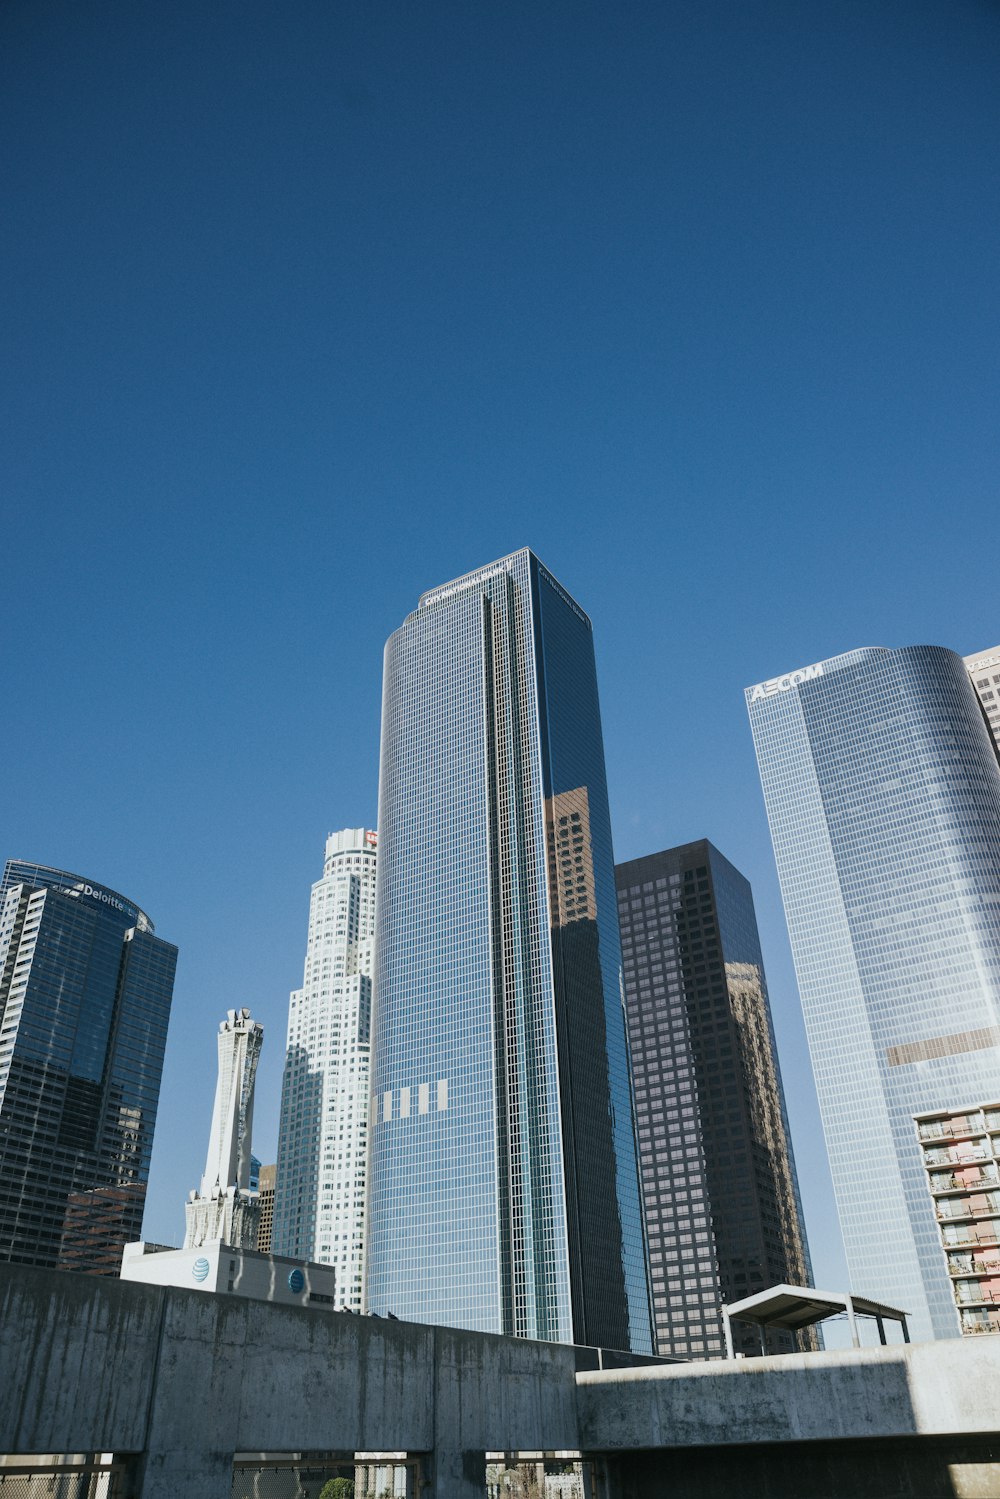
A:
0 861 177 1274
746 647 1000 1341
272 827 377 1311
366 549 653 1352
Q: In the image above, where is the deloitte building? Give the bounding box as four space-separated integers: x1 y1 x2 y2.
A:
0 862 177 1273
746 647 1000 1341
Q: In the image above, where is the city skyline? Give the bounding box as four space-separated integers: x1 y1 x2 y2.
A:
3 606 997 1314
1 602 996 1325
3 0 998 1325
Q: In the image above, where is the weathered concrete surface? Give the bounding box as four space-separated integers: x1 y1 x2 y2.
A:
0 1266 164 1454
0 1264 579 1498
576 1338 1000 1449
3 1264 1000 1499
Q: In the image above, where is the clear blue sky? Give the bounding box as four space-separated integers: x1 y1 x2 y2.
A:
2 0 998 1307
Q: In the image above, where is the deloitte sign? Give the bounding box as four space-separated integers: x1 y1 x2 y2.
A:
79 883 129 914
57 879 143 925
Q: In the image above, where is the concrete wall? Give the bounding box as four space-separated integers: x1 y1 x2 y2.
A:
0 1264 579 1499
578 1340 1000 1498
2 1264 999 1499
577 1338 1000 1448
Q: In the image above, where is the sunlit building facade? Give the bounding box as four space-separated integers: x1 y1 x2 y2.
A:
366 549 653 1352
915 1102 1000 1337
184 1008 263 1250
0 861 177 1273
272 828 377 1312
746 646 1000 1340
617 840 813 1359
965 646 1000 759
256 1164 276 1253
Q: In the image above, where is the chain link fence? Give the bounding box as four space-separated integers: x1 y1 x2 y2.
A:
231 1456 419 1499
0 1459 132 1499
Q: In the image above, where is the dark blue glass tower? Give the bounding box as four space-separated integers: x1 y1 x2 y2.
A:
366 549 653 1351
617 841 814 1360
747 647 1000 1340
0 862 177 1273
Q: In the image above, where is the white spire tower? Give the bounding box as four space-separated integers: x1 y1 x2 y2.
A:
184 1008 263 1250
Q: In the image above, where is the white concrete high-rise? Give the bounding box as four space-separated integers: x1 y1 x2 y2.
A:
965 646 1000 758
272 827 377 1311
184 1008 263 1250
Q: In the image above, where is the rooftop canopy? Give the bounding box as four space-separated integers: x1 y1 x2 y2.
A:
722 1284 910 1357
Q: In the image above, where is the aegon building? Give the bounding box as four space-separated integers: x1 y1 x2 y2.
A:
366 549 653 1352
0 862 177 1273
746 648 1000 1340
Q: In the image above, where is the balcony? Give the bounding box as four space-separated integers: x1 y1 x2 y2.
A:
955 1286 1000 1307
937 1200 1000 1223
949 1258 1000 1278
942 1226 1000 1250
961 1314 1000 1336
918 1120 985 1143
929 1172 999 1195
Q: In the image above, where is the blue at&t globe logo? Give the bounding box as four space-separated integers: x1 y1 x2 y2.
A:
192 1257 210 1283
287 1268 305 1293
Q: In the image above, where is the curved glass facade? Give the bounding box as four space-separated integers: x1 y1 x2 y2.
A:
0 861 177 1273
366 549 652 1351
747 647 1000 1340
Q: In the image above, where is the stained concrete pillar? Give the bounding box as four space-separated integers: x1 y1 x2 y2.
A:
430 1446 486 1499
138 1448 234 1499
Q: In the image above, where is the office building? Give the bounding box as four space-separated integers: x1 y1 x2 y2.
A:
965 647 1000 758
616 841 813 1359
256 1164 276 1253
184 1008 263 1250
366 549 653 1352
272 828 377 1312
0 861 177 1273
746 646 1000 1341
914 1102 1000 1337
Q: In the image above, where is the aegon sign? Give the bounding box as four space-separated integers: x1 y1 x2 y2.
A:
749 662 824 703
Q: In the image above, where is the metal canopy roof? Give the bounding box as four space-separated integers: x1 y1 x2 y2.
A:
723 1284 909 1331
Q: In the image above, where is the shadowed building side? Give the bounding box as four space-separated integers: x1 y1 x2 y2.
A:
0 861 176 1275
617 841 813 1359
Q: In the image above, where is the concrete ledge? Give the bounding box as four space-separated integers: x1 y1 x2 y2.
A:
3 1263 1000 1499
576 1338 1000 1449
